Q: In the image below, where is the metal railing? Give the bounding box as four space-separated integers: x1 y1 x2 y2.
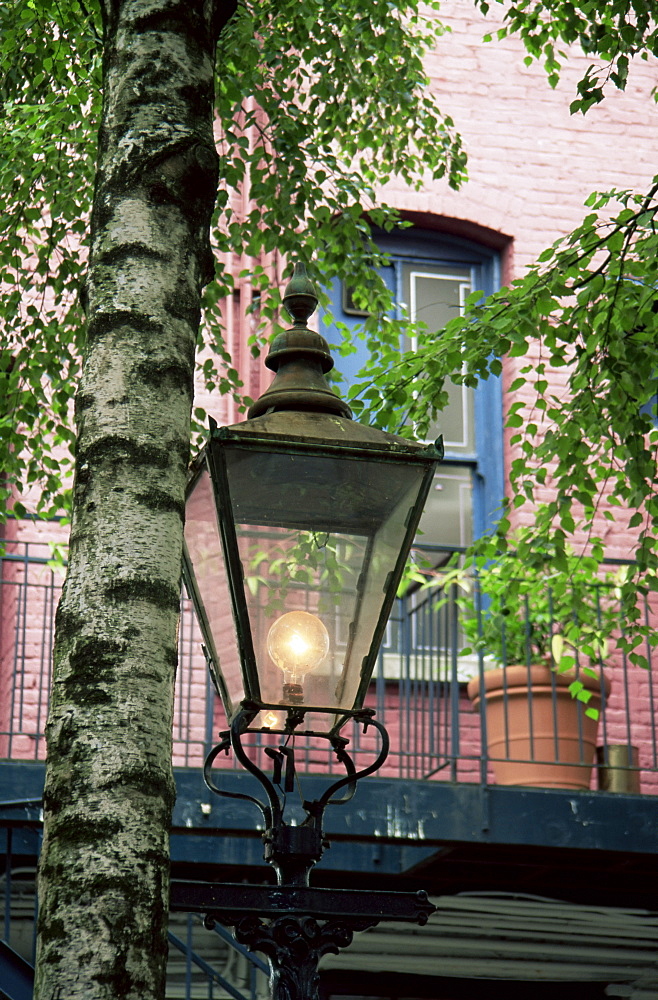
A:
167 915 268 1000
1 540 657 792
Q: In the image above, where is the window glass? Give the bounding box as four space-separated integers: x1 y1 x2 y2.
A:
402 264 475 455
416 467 473 552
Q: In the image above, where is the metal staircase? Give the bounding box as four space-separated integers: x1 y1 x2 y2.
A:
0 938 33 1000
166 914 269 1000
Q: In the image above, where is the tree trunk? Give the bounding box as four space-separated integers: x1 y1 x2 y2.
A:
34 2 235 997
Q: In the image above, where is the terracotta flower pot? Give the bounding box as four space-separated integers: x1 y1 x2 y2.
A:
467 664 611 790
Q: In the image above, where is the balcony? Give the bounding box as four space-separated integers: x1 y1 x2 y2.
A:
2 539 657 790
3 539 658 998
2 539 658 889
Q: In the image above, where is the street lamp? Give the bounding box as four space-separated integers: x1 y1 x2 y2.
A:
172 263 443 1000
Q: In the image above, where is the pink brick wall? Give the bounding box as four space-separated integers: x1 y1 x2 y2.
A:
0 534 61 761
378 2 658 550
0 525 66 761
384 2 658 270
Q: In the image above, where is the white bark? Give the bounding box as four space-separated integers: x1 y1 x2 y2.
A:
34 2 235 997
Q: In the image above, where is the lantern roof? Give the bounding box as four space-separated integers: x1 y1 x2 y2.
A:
212 410 442 463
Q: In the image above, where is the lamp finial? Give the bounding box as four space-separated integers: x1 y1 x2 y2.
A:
283 262 318 326
247 261 352 419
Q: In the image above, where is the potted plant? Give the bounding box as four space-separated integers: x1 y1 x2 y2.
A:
436 534 620 790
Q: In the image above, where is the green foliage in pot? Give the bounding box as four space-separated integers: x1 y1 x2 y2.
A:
429 530 625 714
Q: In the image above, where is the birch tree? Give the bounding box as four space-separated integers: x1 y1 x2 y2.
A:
33 3 238 997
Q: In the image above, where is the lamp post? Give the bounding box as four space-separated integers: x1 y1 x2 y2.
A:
171 263 443 1000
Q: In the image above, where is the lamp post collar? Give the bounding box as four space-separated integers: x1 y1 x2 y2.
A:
247 263 352 419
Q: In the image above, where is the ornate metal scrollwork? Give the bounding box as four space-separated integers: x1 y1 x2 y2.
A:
203 703 390 886
232 914 377 1000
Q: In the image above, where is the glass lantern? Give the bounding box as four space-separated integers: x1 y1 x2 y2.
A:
183 409 441 734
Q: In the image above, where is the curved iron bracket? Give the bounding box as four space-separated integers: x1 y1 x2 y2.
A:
203 702 391 885
228 710 284 829
310 714 390 818
203 736 272 828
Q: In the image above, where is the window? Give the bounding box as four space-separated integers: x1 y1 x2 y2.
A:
323 227 504 556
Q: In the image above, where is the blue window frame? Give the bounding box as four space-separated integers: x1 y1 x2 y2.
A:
323 227 504 552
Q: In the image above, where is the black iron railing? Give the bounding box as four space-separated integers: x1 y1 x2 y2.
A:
1 540 657 792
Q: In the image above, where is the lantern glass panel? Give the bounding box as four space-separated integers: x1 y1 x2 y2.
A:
222 444 428 730
183 463 245 718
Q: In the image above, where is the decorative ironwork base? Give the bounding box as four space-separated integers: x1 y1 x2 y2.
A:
172 703 436 1000
170 882 435 1000
219 913 375 1000
203 702 391 886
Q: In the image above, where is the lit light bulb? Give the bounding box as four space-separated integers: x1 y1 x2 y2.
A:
262 711 281 729
267 610 330 705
